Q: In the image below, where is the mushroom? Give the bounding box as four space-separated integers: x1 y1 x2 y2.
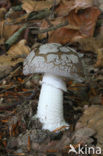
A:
23 43 84 131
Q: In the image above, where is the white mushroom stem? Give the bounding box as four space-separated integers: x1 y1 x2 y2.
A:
36 73 69 131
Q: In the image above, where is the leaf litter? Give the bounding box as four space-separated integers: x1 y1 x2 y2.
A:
0 0 103 156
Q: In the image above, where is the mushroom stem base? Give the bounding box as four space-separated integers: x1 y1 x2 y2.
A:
36 73 69 131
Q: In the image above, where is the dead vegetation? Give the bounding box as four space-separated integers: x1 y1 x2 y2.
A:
0 0 103 156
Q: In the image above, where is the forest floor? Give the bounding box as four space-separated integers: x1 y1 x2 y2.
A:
0 0 103 156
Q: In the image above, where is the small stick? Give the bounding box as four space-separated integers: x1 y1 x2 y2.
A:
32 20 69 34
5 25 27 48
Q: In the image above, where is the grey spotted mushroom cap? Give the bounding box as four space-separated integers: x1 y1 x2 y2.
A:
23 43 84 82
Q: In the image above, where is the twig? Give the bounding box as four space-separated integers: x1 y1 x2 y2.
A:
32 20 69 34
5 25 27 48
27 9 51 20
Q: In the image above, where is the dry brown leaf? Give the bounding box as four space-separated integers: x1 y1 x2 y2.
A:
55 0 96 17
48 28 82 44
55 0 74 16
22 0 36 13
0 20 20 41
7 39 30 58
0 40 30 79
74 35 103 67
22 0 60 13
38 17 67 39
0 55 24 70
75 105 103 150
0 55 11 66
38 17 79 40
48 7 100 44
0 55 13 79
68 7 100 37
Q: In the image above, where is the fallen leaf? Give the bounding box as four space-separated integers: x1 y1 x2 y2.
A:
48 7 100 44
55 0 74 17
49 27 82 44
72 127 96 144
68 7 100 37
22 0 60 13
55 0 96 17
38 17 79 40
0 55 13 79
76 35 103 67
0 40 30 79
75 105 103 150
0 20 20 41
7 39 30 58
